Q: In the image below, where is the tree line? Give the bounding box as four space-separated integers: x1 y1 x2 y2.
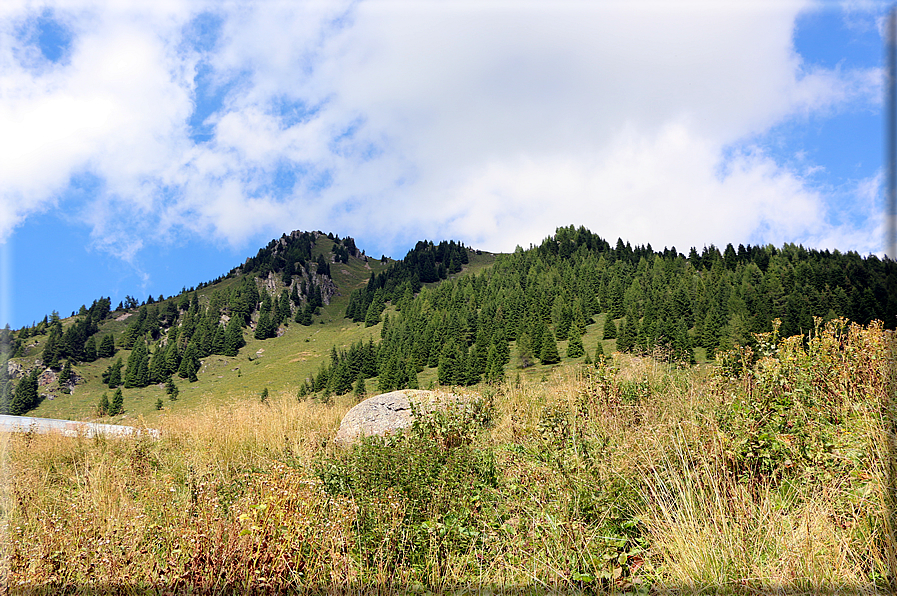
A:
300 225 895 399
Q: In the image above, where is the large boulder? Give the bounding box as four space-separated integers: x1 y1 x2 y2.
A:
334 389 461 445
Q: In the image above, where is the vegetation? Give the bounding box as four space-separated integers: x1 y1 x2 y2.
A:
4 226 893 419
3 318 893 592
2 225 896 592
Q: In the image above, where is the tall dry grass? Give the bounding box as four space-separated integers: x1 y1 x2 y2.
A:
1 319 893 593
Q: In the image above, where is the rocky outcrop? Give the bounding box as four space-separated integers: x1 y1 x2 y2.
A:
38 369 57 387
334 389 462 445
7 360 22 379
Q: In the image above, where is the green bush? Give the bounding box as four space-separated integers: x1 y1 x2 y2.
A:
316 396 497 584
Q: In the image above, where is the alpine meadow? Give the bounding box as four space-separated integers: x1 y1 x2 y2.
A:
1 226 896 593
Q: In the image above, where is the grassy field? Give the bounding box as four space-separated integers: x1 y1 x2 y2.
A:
3 318 894 593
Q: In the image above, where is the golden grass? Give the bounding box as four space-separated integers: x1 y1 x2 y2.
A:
2 320 894 593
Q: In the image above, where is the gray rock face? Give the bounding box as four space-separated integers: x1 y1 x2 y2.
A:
7 361 22 379
334 389 460 445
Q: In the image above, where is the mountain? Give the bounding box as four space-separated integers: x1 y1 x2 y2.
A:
1 226 894 422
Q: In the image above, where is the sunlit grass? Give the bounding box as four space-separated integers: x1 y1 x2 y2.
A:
3 319 893 593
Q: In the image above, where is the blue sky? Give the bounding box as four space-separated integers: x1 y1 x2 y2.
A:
0 0 890 329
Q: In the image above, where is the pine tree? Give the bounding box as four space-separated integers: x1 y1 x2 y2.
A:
178 341 200 382
9 369 40 415
224 317 245 356
603 315 617 340
82 335 98 362
102 357 123 388
254 311 272 340
354 373 367 397
566 332 585 358
164 342 180 376
484 344 504 383
98 392 110 416
516 331 535 368
110 388 124 415
617 312 638 353
539 330 561 365
124 340 148 388
406 358 420 389
58 360 73 385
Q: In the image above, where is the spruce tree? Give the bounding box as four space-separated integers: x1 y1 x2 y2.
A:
58 360 73 386
484 344 505 383
164 342 180 376
224 317 245 356
110 388 124 415
124 340 147 388
406 358 420 389
102 357 123 388
617 310 638 353
98 392 110 416
254 311 271 340
539 331 561 365
178 341 200 382
82 335 97 362
603 315 617 340
353 373 367 397
516 332 535 368
9 369 40 415
566 332 585 358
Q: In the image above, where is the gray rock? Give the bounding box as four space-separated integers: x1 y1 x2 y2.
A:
334 389 462 445
38 368 57 387
7 361 22 379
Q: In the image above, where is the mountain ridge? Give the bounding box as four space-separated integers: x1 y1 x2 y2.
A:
1 225 894 422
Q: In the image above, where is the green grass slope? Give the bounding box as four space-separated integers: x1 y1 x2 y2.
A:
11 239 496 424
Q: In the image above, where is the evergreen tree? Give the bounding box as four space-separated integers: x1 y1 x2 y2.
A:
211 325 226 355
82 335 98 362
124 340 149 388
603 315 617 340
178 341 200 382
164 342 180 376
98 392 110 416
406 358 420 389
42 325 62 369
224 317 245 356
102 357 123 388
595 341 605 360
539 330 561 365
566 332 585 358
354 373 367 397
617 311 638 353
254 311 271 340
516 332 535 368
149 348 167 384
9 369 40 415
109 388 124 415
484 344 504 383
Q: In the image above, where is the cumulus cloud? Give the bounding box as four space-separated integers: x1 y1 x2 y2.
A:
0 0 886 260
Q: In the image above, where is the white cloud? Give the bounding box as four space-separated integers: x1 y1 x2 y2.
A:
0 0 886 261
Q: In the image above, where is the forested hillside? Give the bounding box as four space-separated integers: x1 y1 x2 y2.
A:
0 231 364 416
1 225 894 419
307 225 895 398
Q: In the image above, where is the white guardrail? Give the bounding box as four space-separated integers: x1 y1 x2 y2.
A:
0 415 160 439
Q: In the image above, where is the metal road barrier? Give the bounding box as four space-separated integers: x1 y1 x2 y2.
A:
0 414 160 440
